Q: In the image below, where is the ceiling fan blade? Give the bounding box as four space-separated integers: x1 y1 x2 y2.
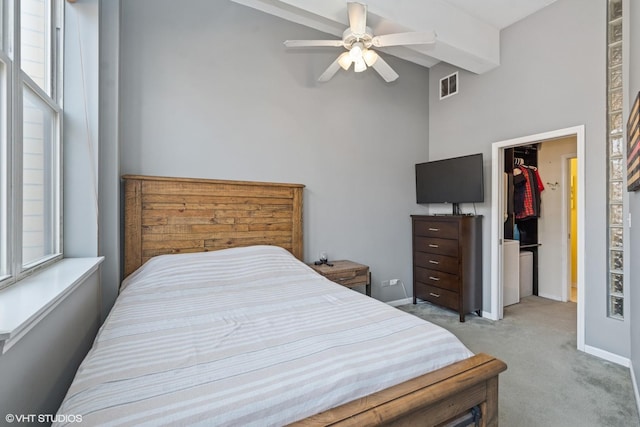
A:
371 55 399 82
318 57 342 82
284 39 344 48
372 31 437 47
347 2 367 35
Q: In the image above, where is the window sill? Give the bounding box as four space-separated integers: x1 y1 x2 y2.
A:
0 257 104 354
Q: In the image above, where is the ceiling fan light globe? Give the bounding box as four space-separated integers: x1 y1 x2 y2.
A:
349 42 364 61
354 58 367 72
338 52 353 70
363 49 378 66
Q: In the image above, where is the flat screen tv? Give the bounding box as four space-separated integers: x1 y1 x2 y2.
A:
416 153 484 214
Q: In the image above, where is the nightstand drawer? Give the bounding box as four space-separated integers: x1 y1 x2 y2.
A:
414 236 459 257
414 252 458 274
324 268 368 287
415 282 459 311
414 221 459 239
414 267 459 292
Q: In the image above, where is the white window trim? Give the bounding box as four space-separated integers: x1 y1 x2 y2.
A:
0 0 103 357
1 0 64 291
0 256 103 354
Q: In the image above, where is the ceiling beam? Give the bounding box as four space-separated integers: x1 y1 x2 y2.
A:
231 0 501 73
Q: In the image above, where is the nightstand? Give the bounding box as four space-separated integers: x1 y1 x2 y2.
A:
308 260 371 296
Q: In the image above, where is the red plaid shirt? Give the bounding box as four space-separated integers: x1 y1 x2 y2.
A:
515 167 536 219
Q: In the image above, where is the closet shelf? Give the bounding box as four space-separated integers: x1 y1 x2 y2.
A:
519 243 541 249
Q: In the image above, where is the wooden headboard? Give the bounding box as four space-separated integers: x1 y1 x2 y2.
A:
122 175 304 277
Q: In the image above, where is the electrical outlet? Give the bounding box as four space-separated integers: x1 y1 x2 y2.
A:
389 279 399 286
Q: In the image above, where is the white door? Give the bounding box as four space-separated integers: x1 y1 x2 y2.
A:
503 239 520 306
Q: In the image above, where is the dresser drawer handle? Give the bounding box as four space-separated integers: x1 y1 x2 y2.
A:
429 260 440 265
428 228 440 232
429 292 440 298
428 244 439 248
429 276 440 281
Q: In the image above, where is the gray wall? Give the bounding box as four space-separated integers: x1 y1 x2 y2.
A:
98 0 121 320
118 0 431 302
428 0 630 357
629 0 640 399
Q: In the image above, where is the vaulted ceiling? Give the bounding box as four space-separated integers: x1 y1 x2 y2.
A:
230 0 557 74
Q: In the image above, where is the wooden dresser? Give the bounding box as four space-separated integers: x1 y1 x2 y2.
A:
411 215 482 322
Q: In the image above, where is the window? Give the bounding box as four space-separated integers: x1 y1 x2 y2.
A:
0 0 62 290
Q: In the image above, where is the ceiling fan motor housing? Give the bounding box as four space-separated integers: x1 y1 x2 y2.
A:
342 27 374 50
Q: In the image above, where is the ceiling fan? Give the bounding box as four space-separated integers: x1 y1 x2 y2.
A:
284 2 436 83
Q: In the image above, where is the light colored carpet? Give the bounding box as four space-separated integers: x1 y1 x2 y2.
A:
397 296 640 427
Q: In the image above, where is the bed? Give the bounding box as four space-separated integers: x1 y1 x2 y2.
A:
56 175 506 426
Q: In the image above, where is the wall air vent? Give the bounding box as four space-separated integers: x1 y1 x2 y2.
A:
439 72 458 100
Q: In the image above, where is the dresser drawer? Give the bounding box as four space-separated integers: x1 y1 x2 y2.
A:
414 252 458 275
414 220 459 239
415 282 459 311
414 236 459 257
414 267 459 292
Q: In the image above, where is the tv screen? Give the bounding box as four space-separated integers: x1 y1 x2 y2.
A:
416 153 484 204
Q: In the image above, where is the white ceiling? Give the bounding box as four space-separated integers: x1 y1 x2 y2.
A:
230 0 557 74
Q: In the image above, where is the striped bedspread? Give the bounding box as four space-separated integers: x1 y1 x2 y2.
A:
56 245 473 426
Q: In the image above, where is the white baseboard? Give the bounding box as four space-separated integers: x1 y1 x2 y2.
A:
584 344 630 367
631 363 640 421
537 292 562 302
482 310 497 320
386 297 412 307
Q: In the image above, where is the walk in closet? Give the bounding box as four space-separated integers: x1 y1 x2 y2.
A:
504 145 542 297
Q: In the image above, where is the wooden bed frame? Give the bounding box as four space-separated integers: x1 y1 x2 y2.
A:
122 174 506 426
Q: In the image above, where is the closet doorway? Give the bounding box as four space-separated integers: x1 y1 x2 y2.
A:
562 155 578 304
490 125 585 352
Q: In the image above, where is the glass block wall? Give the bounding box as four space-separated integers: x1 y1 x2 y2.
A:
607 0 624 319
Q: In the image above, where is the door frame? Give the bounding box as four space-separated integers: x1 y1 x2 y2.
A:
490 125 585 352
